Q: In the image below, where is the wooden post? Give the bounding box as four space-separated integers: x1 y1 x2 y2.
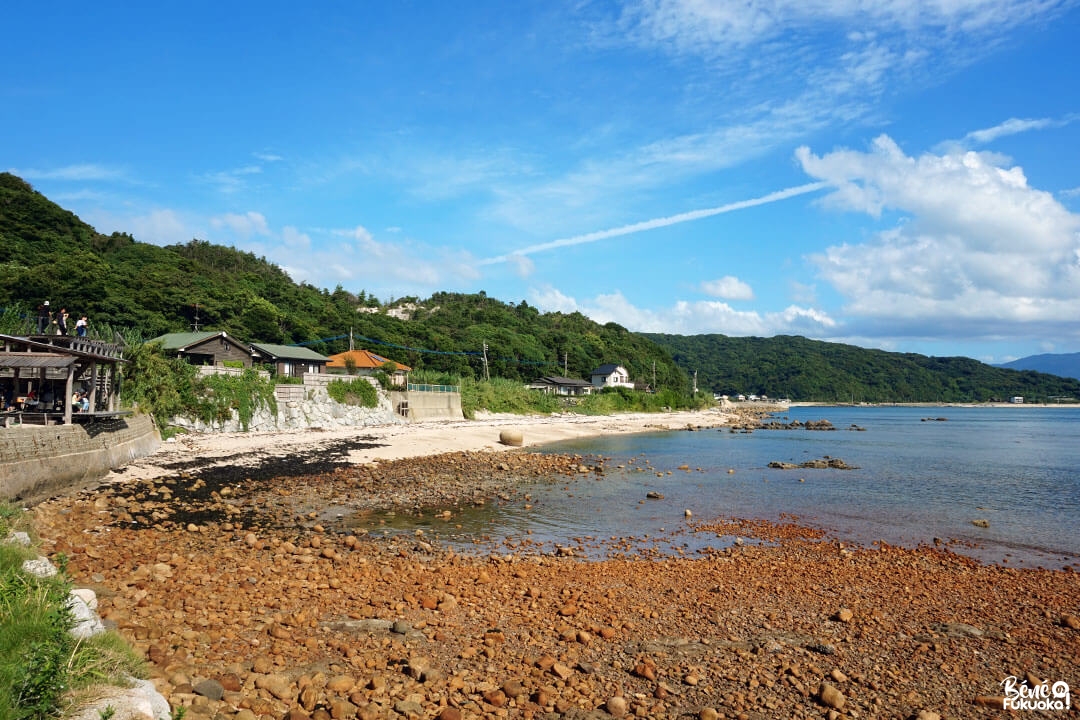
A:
64 364 74 425
89 360 99 412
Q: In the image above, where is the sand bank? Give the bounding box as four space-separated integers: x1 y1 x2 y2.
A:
98 408 743 487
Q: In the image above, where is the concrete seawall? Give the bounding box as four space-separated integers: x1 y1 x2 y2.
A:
0 414 160 502
391 390 464 421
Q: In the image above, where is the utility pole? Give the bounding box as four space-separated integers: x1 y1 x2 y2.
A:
191 303 200 332
652 360 656 390
482 342 490 381
563 352 568 376
693 369 698 395
349 327 354 351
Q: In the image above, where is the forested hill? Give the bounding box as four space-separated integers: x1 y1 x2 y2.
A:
644 333 1080 403
0 173 685 388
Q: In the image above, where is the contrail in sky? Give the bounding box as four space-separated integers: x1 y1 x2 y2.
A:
479 181 827 266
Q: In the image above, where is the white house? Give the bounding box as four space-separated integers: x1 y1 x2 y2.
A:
590 363 634 389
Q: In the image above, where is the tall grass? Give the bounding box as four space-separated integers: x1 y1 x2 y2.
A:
459 377 561 418
0 504 146 720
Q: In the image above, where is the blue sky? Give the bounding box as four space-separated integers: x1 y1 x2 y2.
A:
4 1 1079 363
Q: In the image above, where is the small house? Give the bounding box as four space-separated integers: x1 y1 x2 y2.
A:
326 349 411 386
148 331 256 367
528 375 594 396
250 343 329 378
589 363 633 390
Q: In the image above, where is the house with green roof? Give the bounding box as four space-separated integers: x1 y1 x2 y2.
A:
250 343 329 378
148 331 256 367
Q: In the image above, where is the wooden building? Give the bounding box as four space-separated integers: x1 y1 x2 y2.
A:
149 331 256 367
528 375 594 396
249 343 329 378
0 334 125 426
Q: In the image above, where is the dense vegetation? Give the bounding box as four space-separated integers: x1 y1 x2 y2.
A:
120 343 277 431
0 173 686 393
5 171 1079 406
646 333 1080 403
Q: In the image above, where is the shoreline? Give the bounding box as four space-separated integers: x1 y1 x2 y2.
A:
27 406 1080 718
90 407 746 489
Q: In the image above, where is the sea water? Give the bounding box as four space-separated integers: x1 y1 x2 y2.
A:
380 406 1080 568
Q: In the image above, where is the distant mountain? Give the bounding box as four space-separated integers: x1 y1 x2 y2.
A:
997 353 1080 381
645 333 1080 403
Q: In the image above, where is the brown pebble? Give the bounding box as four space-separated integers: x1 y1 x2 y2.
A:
606 695 628 717
973 695 1006 707
483 689 506 707
818 683 845 709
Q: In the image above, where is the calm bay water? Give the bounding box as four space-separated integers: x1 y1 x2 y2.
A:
370 406 1080 568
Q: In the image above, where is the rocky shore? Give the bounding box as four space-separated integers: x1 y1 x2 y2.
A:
31 441 1080 720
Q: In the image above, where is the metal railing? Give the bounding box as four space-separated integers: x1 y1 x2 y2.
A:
407 383 460 393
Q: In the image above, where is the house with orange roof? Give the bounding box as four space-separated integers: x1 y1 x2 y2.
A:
326 348 411 386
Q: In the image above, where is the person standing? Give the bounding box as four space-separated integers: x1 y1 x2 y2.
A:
56 307 69 335
37 301 51 334
75 315 88 337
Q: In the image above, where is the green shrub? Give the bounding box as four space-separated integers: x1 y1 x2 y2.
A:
119 342 199 429
327 378 378 407
459 377 560 419
121 343 277 430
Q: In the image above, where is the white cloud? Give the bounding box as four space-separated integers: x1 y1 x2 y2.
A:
618 0 1067 57
528 286 836 336
253 152 283 162
120 209 194 246
281 226 311 249
198 165 263 194
210 211 270 238
701 275 754 300
483 182 825 264
797 135 1080 337
279 224 483 291
789 280 817 304
506 253 535 278
9 164 126 181
963 117 1057 145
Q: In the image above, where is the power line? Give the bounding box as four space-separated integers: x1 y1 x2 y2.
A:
293 332 564 368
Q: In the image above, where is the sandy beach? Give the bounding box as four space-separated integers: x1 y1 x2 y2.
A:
96 408 742 487
28 408 1080 720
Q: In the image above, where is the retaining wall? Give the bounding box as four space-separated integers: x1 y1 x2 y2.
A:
0 414 160 502
390 390 464 421
169 380 406 433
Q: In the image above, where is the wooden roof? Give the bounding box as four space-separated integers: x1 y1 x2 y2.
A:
0 354 77 369
0 334 125 364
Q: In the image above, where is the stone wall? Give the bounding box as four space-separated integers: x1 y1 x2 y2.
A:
167 381 408 434
0 414 161 502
